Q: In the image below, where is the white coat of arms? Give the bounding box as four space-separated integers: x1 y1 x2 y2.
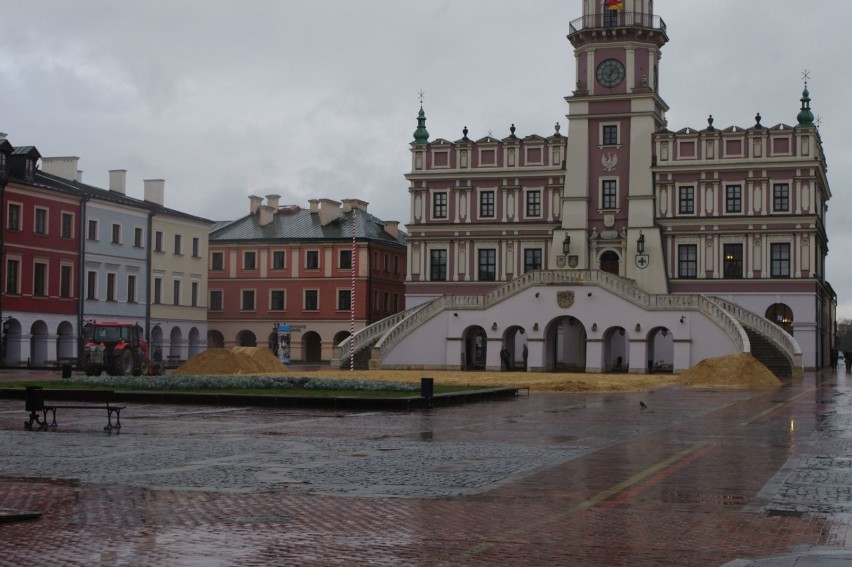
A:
601 152 618 172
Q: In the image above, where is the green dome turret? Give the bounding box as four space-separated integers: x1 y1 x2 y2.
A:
796 85 815 128
412 105 430 145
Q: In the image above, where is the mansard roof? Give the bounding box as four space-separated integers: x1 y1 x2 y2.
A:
210 207 406 246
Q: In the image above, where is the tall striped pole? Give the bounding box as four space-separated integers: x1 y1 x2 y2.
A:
349 208 356 370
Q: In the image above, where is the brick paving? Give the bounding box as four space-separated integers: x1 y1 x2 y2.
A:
1 370 852 565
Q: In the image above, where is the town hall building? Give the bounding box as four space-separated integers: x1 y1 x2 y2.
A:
334 0 833 376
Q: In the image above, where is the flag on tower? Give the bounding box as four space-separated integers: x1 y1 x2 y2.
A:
607 0 624 10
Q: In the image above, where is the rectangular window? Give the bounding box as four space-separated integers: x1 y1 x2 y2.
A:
134 227 143 247
604 8 618 26
272 250 286 269
602 125 618 146
155 231 164 252
192 237 200 257
6 259 19 294
127 274 137 303
211 251 224 270
210 290 223 311
771 243 791 278
723 244 743 279
34 209 47 234
773 183 790 212
602 180 617 209
433 193 447 219
394 256 399 274
241 290 255 310
270 290 285 311
304 289 318 311
87 271 97 300
191 281 198 307
88 219 98 241
526 191 541 217
33 263 47 296
61 213 73 239
7 204 21 231
678 244 698 278
430 249 447 281
479 191 495 217
524 249 542 273
726 185 742 213
305 250 319 270
338 289 352 311
384 254 389 272
244 251 257 270
679 187 695 214
174 234 182 255
106 273 116 301
478 249 496 281
383 292 389 312
153 278 162 304
339 250 352 269
60 265 72 298
173 280 181 306
111 223 121 244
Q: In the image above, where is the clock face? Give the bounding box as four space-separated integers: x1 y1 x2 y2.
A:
596 59 625 88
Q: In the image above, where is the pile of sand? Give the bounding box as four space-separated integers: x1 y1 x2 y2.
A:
675 353 781 388
175 347 286 375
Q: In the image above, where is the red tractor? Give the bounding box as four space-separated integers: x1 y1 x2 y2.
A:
82 322 158 376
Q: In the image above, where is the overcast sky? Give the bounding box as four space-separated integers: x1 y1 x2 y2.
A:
2 1 850 315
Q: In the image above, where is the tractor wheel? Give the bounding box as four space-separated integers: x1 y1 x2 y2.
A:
111 350 133 376
135 359 148 377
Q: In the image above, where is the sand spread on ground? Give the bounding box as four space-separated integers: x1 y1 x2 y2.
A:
174 348 783 392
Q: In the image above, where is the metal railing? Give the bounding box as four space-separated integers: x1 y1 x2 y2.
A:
568 12 666 35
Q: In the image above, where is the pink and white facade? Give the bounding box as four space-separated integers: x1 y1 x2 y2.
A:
339 0 832 375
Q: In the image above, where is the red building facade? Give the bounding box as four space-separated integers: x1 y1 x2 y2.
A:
208 196 406 363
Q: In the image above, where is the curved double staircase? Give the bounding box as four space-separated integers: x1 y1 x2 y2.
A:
333 271 802 378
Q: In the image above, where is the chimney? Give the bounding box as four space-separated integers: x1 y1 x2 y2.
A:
309 199 319 214
109 170 127 194
41 157 80 181
319 198 341 227
144 179 165 206
249 195 263 215
259 205 276 226
383 220 400 240
76 170 83 183
342 199 353 213
266 194 280 211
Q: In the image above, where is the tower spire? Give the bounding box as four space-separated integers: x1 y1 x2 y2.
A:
412 92 430 145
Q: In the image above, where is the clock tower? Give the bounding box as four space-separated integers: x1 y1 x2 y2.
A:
558 0 669 293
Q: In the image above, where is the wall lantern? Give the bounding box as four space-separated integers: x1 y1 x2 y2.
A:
680 316 686 324
661 328 668 336
533 323 539 331
635 323 641 332
592 323 598 332
491 322 498 330
562 234 571 255
637 232 645 254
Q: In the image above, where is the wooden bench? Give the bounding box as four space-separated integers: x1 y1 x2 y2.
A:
24 386 125 431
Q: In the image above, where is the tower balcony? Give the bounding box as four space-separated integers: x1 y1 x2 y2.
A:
568 11 668 46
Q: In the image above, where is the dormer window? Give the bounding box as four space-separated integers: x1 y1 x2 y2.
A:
25 158 34 181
